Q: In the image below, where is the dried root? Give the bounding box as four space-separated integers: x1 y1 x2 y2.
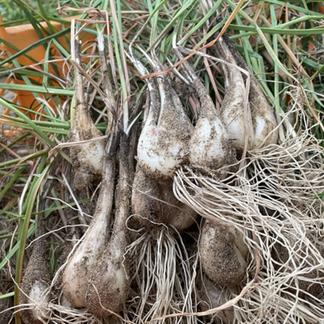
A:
126 226 199 324
173 102 324 322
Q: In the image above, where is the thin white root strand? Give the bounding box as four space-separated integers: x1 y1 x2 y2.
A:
172 102 323 323
126 226 199 323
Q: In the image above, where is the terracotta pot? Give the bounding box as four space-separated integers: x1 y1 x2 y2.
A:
0 17 94 118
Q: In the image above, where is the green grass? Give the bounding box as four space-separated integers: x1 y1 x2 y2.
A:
0 1 323 323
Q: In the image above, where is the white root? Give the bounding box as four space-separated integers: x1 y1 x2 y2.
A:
173 109 324 324
199 220 248 288
126 226 199 324
85 133 131 318
174 47 235 171
62 155 116 308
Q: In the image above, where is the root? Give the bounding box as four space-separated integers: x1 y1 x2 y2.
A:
197 275 237 323
174 168 323 322
14 302 99 323
172 101 324 322
126 226 199 323
171 86 323 323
